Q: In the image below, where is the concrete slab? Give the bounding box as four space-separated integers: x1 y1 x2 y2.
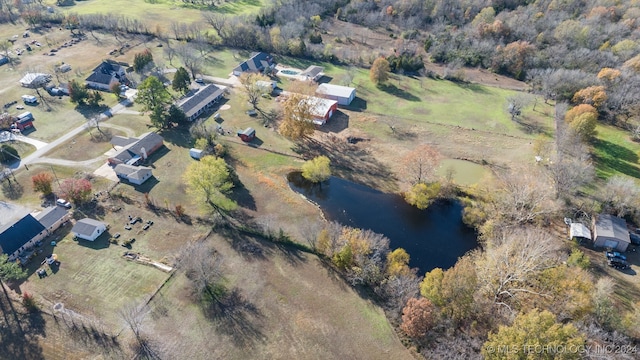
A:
93 162 119 182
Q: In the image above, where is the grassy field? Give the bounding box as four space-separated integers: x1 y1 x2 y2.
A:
44 128 125 161
44 0 266 31
592 124 640 180
142 231 413 359
21 197 209 328
0 163 113 208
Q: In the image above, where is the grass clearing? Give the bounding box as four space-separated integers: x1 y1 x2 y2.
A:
44 0 265 31
592 124 640 180
44 128 125 161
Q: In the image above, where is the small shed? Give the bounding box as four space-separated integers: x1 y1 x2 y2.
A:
17 111 33 121
592 214 631 252
256 80 277 91
237 127 255 142
72 218 107 241
570 223 591 242
189 148 204 160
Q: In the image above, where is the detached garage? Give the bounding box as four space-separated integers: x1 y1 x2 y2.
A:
592 214 631 252
72 218 107 241
316 83 356 106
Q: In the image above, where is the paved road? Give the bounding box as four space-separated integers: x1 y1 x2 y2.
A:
8 94 137 170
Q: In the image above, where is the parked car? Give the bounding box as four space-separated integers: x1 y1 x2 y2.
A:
56 199 71 208
608 257 630 270
630 233 640 245
606 251 627 261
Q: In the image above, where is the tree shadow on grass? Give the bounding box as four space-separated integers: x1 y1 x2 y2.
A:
377 83 420 102
0 284 45 360
292 137 397 191
74 104 110 119
593 139 640 178
205 287 265 347
1 180 23 200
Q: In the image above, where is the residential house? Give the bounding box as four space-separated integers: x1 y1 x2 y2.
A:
35 205 71 235
72 218 107 241
0 214 47 262
108 132 164 166
316 83 356 106
301 65 324 82
114 164 153 185
85 60 128 91
232 52 274 76
298 96 338 125
19 73 51 88
592 214 631 252
237 127 256 142
176 84 226 122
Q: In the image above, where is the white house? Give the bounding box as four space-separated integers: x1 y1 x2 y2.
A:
72 218 107 241
316 83 356 106
114 164 153 185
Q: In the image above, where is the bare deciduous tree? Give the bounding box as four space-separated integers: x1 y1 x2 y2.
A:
476 228 560 313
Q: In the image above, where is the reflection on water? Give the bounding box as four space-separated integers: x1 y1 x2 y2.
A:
288 172 478 273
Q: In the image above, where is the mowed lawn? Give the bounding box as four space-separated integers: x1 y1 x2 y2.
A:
44 0 266 30
276 56 551 139
592 124 640 180
22 198 209 329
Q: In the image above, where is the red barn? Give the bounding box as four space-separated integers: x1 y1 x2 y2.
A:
237 127 256 142
299 97 338 125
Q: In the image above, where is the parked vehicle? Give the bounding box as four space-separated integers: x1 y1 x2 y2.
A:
606 251 627 261
630 233 640 245
607 257 630 270
56 199 71 208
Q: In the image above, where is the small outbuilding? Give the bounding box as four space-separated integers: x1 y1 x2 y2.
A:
237 127 256 142
316 83 356 106
19 73 51 88
592 214 631 252
189 148 204 160
569 222 591 242
72 218 107 241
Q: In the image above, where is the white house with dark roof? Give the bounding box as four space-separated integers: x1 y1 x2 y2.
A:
85 60 128 91
176 84 226 122
232 52 274 76
72 218 107 241
316 83 356 105
114 164 153 185
108 132 164 165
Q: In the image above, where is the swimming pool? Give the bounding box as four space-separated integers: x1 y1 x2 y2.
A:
280 69 300 75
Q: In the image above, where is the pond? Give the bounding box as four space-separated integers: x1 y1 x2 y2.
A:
288 173 478 274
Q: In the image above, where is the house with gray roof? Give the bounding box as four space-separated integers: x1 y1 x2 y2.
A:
35 205 71 235
592 214 631 252
0 214 47 261
301 65 324 82
72 218 107 241
114 164 153 185
108 132 164 165
85 60 128 91
176 84 226 122
232 52 274 76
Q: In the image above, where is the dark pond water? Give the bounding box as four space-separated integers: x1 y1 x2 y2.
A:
288 172 478 274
